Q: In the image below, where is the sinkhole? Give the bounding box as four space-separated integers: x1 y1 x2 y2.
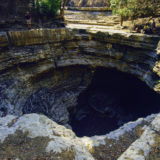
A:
69 67 160 137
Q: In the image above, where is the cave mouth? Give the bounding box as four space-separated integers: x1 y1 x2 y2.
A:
69 67 160 137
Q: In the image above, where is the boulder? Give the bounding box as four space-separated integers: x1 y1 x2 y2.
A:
0 113 159 160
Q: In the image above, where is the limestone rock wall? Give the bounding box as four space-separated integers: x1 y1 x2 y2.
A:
0 28 160 125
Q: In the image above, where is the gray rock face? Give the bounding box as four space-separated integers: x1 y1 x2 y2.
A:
0 114 93 160
22 68 92 124
0 28 160 126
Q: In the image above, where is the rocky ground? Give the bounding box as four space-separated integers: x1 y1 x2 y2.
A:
1 0 160 159
64 9 160 34
0 112 160 160
66 0 110 7
64 10 120 27
0 27 160 159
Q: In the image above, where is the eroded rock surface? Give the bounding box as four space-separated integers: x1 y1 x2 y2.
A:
0 113 160 160
0 27 160 159
0 28 160 126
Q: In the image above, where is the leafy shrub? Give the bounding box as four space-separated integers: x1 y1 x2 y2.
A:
110 0 159 26
39 0 61 17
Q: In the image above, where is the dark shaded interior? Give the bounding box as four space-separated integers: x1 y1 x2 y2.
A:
69 67 160 137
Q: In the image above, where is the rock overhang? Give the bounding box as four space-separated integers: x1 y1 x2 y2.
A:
0 27 160 122
0 28 160 89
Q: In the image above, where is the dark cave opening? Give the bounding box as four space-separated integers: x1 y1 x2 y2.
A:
69 67 160 137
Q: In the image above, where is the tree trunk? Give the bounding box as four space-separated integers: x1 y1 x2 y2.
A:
60 0 68 17
35 0 42 26
120 15 123 26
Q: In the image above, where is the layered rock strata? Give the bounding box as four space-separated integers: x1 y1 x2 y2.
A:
0 28 160 125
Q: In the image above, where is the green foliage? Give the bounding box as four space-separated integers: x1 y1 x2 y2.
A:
110 0 159 19
39 0 61 17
